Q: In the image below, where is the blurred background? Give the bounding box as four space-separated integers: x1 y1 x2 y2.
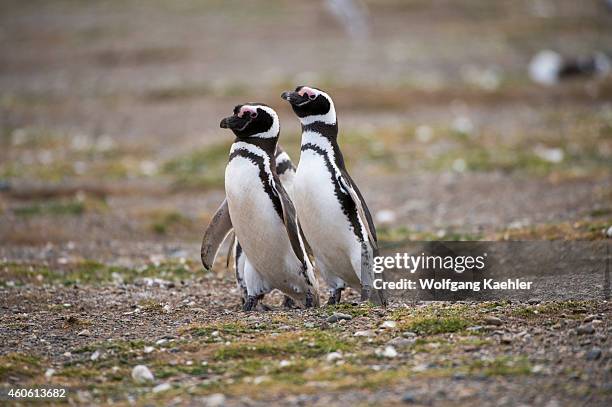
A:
1 0 611 259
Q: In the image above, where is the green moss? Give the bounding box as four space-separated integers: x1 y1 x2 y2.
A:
465 356 532 377
511 301 595 319
149 210 190 235
162 142 231 189
214 331 353 361
0 259 196 287
13 200 85 217
0 353 42 380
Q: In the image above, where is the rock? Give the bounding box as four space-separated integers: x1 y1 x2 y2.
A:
152 383 172 393
44 368 56 379
484 316 503 326
144 346 155 354
203 393 226 407
527 298 541 305
585 347 602 361
354 330 374 337
90 350 100 361
378 346 398 358
326 352 343 362
501 335 513 344
467 325 483 332
381 320 397 329
327 313 352 323
401 391 416 403
577 324 595 335
279 360 291 368
77 329 91 337
387 337 415 347
402 331 417 338
131 365 154 383
606 226 612 238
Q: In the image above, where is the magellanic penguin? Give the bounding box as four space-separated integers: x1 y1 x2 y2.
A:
216 103 319 311
200 145 300 309
281 86 386 306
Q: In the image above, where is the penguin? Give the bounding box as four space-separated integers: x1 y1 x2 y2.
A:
200 145 299 310
281 86 386 306
216 103 319 311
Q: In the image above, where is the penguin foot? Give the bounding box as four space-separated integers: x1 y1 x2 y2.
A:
282 296 297 309
326 288 343 305
243 295 259 312
304 292 318 308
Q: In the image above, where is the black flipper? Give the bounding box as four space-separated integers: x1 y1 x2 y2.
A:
338 172 386 307
272 179 307 268
201 199 233 271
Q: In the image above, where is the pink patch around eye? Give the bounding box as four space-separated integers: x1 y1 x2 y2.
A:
238 106 257 118
298 87 316 98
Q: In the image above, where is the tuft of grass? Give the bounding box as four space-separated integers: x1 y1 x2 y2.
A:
0 259 195 287
465 356 532 377
0 353 42 381
214 331 353 361
510 301 595 319
13 199 85 217
162 142 231 189
394 304 475 335
149 210 191 235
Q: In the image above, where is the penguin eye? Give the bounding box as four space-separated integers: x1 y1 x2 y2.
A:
250 111 258 119
308 93 317 100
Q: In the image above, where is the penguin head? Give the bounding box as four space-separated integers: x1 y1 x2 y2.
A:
220 103 280 139
281 86 336 125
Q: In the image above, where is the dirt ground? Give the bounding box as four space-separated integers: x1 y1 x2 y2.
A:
1 1 611 406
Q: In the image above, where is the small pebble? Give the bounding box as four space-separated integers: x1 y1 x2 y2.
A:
586 347 602 361
401 391 416 403
152 383 172 393
577 324 595 335
381 320 397 329
203 393 226 407
354 330 374 337
327 313 352 323
131 365 154 383
326 352 343 362
484 316 503 326
77 329 91 337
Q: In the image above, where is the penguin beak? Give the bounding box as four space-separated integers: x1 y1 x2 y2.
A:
281 91 309 106
220 115 249 131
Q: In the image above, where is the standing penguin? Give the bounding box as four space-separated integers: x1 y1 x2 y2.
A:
201 145 299 309
281 86 385 305
217 103 319 311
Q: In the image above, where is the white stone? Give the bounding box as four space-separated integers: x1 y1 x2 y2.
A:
326 352 343 362
152 383 172 393
381 320 397 329
203 393 226 407
90 350 100 361
279 360 291 368
354 330 374 337
144 346 155 354
131 365 154 383
380 346 398 358
45 368 55 379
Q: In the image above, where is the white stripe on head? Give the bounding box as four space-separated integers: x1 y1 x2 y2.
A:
275 151 291 164
246 104 280 139
297 87 336 126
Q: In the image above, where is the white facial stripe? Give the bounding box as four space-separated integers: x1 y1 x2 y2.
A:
276 151 291 164
244 104 280 139
297 90 336 125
